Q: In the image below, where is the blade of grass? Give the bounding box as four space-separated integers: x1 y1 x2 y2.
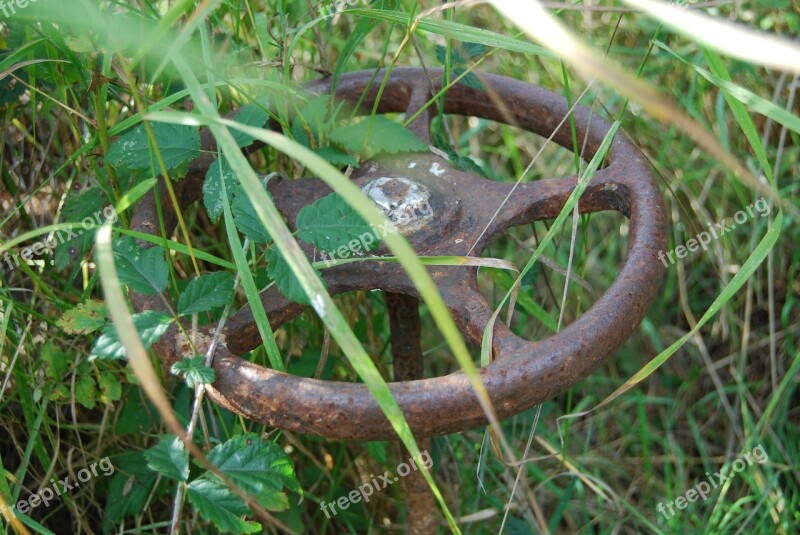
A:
116 229 235 270
218 163 284 371
346 8 554 59
654 41 800 136
622 0 800 75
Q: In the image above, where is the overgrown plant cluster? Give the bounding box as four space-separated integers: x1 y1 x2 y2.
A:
0 0 798 534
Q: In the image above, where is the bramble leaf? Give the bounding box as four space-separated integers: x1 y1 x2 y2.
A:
171 356 216 388
177 272 235 316
329 116 428 155
91 311 173 360
112 237 169 295
145 435 189 482
106 122 201 171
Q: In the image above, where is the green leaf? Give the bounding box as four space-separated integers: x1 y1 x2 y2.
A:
75 373 97 409
203 433 298 509
329 116 428 155
61 186 106 222
91 311 173 360
187 478 261 534
459 42 488 59
296 192 378 253
315 146 358 168
178 271 235 316
41 341 72 380
112 237 169 295
266 246 324 305
55 187 108 270
144 435 189 482
58 299 108 334
104 452 161 533
171 356 216 388
232 192 272 244
291 95 333 148
98 371 122 402
106 122 201 171
204 157 240 223
435 43 486 89
229 100 270 148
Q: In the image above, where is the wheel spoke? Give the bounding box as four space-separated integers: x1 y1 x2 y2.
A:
480 166 630 234
404 76 436 145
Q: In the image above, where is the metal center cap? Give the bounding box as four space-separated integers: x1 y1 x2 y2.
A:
362 176 433 234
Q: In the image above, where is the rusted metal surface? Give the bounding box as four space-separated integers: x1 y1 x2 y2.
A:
130 68 668 441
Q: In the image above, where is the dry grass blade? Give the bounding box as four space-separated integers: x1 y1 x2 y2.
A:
487 0 780 207
622 0 800 75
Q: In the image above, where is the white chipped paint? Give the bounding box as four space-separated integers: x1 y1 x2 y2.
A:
429 162 445 176
408 162 417 169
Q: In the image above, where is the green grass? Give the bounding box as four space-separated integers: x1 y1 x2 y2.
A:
1 0 798 533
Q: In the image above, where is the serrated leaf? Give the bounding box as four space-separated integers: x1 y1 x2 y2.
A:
296 192 377 254
315 146 358 168
50 384 70 402
98 371 122 402
291 95 332 148
112 237 169 295
62 187 105 222
91 311 173 360
187 478 261 534
202 433 298 509
453 67 485 90
229 100 270 148
290 117 310 148
460 42 488 59
435 44 486 89
178 272 235 316
171 356 216 388
41 341 72 380
329 116 428 155
58 299 108 334
266 246 325 305
145 435 189 482
204 157 239 223
55 187 108 270
232 192 272 244
104 452 161 532
75 373 97 409
106 122 201 171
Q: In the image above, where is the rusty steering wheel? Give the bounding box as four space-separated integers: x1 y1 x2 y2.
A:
130 68 667 440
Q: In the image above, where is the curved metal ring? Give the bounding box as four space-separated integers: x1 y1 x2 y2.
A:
130 68 667 440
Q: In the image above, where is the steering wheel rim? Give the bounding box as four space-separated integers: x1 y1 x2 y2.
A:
130 67 667 440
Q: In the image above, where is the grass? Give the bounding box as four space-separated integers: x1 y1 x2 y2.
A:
1 0 798 533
